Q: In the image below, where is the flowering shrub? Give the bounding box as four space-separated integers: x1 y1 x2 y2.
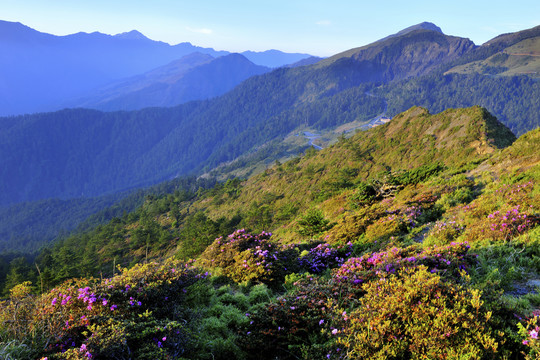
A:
518 316 540 359
241 276 358 360
425 218 465 245
462 181 539 242
338 266 500 359
241 243 482 360
496 181 536 207
334 242 476 286
0 259 205 359
198 229 271 270
199 230 297 285
298 242 353 274
484 206 538 241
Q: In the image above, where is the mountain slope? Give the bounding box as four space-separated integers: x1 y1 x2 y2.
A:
67 52 215 110
443 25 540 78
0 120 537 360
195 106 517 241
2 23 540 208
317 25 476 82
70 53 271 111
19 106 521 282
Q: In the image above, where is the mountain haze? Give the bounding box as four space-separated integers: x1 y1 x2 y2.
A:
69 53 271 111
0 20 311 116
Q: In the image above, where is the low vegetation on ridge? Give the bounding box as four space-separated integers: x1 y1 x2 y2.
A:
1 106 539 359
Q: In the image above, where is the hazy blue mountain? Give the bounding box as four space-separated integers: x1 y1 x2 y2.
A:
0 20 228 116
0 20 311 116
286 56 325 68
241 49 314 68
68 53 271 111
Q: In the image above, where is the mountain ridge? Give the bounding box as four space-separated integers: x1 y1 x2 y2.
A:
68 53 271 111
0 19 312 116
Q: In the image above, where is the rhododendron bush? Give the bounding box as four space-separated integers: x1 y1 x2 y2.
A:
0 259 204 360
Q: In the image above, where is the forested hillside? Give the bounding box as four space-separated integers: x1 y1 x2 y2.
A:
380 73 540 135
2 25 540 209
1 106 539 359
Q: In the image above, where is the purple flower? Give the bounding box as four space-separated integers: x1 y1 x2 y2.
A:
319 319 324 325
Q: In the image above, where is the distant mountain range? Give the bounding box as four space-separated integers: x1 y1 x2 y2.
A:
0 20 312 116
67 53 271 111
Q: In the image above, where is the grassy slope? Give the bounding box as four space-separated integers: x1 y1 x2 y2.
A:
446 36 540 78
1 106 539 359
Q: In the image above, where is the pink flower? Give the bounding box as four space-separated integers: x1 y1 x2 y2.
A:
51 297 57 305
530 329 538 339
332 329 338 335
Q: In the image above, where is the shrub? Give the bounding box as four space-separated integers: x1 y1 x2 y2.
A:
325 203 388 244
364 215 408 242
199 230 297 286
462 181 539 242
518 316 540 360
333 242 476 286
298 242 353 274
240 276 359 360
297 209 334 239
425 218 465 246
338 266 500 359
0 259 205 360
349 181 378 207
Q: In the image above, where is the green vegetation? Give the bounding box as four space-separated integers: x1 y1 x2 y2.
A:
0 106 539 359
3 26 540 210
379 73 540 135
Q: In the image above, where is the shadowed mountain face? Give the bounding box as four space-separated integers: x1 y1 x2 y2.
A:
68 53 271 111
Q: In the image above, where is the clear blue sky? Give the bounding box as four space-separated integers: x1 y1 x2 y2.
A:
1 0 539 56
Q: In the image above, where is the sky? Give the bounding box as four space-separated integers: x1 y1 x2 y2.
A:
1 0 539 56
